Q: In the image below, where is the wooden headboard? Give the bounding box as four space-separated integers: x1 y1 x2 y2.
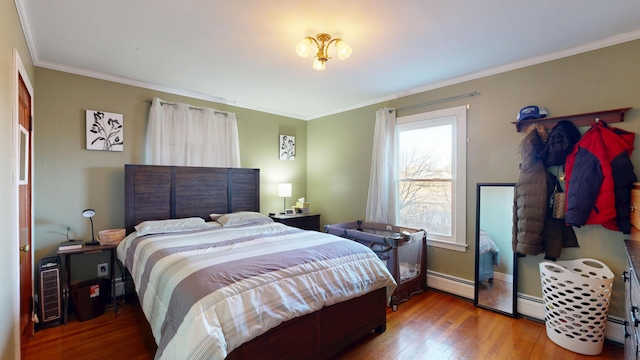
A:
124 164 260 234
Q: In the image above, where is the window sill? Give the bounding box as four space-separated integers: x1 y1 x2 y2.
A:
427 238 468 252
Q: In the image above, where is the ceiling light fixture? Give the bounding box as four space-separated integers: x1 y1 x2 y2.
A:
295 33 352 71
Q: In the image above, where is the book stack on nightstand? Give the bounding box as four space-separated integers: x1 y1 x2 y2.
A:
58 240 83 252
295 198 310 214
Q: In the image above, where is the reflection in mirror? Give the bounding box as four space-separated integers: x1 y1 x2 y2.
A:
19 125 28 185
474 183 517 317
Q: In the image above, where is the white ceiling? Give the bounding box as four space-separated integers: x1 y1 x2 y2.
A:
15 0 640 120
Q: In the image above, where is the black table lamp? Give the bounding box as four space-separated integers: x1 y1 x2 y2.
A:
82 208 100 246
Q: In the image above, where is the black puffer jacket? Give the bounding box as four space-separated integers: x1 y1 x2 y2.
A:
542 120 581 166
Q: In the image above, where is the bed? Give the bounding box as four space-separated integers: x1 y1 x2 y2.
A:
477 229 500 284
119 164 397 360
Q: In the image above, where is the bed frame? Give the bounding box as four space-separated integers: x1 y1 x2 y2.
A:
124 164 262 234
123 164 387 359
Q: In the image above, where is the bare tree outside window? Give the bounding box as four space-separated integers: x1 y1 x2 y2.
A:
394 105 466 250
398 123 453 236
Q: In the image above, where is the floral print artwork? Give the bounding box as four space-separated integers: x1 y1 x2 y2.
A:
86 110 123 151
280 135 295 160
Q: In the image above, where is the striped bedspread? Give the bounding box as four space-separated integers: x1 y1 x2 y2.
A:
117 222 397 360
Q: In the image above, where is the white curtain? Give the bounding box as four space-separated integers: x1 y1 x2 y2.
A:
145 97 241 167
365 108 397 223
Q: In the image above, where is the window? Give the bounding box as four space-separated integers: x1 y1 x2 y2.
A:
396 105 467 251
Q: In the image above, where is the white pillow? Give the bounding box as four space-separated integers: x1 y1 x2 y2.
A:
209 213 224 221
216 211 273 227
135 217 207 236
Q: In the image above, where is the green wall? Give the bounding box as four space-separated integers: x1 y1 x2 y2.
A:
32 68 308 283
1 0 35 358
308 39 640 318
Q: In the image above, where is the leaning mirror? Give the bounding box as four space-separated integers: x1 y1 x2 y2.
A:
474 183 517 317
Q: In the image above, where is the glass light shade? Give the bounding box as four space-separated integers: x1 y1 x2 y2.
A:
82 208 95 218
278 183 292 197
295 38 312 58
335 40 352 60
312 58 326 71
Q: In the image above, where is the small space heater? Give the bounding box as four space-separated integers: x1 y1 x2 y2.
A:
39 256 62 327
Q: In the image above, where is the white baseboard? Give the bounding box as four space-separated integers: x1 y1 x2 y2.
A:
426 270 474 300
427 271 625 345
516 294 544 320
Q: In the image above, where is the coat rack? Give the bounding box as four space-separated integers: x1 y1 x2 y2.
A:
512 107 631 132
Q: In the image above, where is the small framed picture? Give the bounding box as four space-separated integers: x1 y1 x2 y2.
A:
284 209 295 215
86 109 124 151
279 135 295 160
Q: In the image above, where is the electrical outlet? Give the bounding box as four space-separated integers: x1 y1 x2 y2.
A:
97 263 108 277
386 225 393 231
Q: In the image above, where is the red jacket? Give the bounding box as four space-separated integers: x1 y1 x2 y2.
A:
565 121 636 233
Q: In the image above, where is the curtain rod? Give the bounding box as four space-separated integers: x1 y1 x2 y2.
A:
389 91 479 113
145 99 243 117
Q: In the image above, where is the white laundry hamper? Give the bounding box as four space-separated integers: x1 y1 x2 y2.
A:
539 258 614 355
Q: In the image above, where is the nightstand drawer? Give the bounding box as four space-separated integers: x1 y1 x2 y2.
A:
270 214 321 231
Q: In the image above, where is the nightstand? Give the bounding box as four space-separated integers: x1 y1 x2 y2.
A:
270 213 321 231
57 243 117 324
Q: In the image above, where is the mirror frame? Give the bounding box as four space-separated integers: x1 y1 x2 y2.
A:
474 182 518 318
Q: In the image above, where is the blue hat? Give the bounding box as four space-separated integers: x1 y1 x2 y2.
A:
517 105 548 121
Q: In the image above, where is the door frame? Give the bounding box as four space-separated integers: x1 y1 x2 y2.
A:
13 48 34 357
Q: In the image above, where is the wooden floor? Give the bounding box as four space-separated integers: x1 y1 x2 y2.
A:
24 291 624 360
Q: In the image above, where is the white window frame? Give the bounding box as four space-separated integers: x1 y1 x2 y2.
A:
396 105 467 252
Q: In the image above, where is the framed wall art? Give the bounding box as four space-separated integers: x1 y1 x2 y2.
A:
86 109 123 151
279 135 295 160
